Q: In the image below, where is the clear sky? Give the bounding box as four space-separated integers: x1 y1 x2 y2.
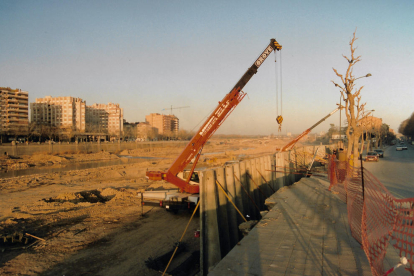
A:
1 0 413 135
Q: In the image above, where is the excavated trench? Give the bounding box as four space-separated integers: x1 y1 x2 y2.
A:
145 242 200 276
42 189 114 204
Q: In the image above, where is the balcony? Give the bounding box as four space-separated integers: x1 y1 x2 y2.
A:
3 94 28 100
5 103 28 108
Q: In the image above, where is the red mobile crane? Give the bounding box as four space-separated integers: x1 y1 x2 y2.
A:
278 108 340 152
145 39 282 210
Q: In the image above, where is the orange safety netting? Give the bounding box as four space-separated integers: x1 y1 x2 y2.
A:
328 155 414 276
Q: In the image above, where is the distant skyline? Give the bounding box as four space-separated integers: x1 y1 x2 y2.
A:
1 0 413 135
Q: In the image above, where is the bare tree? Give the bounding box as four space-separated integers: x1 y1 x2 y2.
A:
357 109 375 155
399 113 414 139
378 124 389 147
332 30 371 166
123 127 136 141
27 122 39 142
372 120 381 149
358 115 370 155
38 124 58 142
177 129 195 140
147 127 158 141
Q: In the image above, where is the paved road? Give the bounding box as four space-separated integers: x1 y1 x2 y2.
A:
363 143 414 199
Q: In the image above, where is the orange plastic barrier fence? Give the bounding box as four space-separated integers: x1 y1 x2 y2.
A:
328 155 414 276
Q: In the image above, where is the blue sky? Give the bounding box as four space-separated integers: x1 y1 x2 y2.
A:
1 0 413 135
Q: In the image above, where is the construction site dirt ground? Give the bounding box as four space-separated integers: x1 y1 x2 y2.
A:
0 138 308 275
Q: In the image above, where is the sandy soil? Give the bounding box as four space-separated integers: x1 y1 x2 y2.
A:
0 137 305 275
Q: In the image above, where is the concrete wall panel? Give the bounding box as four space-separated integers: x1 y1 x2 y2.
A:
200 170 221 274
244 159 260 218
260 157 269 198
239 161 253 219
275 152 285 189
233 163 246 219
250 159 262 210
256 157 266 197
224 165 240 246
215 167 231 258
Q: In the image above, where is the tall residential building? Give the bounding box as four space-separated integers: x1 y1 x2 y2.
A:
0 87 29 135
145 113 179 136
31 96 86 132
86 103 123 135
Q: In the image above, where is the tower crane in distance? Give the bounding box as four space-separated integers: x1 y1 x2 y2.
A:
162 105 190 115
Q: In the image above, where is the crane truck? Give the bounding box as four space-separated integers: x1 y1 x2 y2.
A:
145 39 282 212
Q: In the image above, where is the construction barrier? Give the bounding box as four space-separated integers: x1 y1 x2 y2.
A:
328 155 414 276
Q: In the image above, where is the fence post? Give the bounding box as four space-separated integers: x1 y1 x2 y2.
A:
360 153 365 201
141 192 144 216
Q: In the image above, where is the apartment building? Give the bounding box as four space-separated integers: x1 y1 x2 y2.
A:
0 87 29 135
31 96 124 138
30 96 86 132
145 113 179 136
86 103 123 135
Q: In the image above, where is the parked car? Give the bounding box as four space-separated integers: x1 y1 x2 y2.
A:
396 145 403 151
359 154 367 160
374 149 384 158
365 151 379 162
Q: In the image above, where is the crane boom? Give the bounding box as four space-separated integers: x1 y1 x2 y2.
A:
146 39 282 194
278 108 340 152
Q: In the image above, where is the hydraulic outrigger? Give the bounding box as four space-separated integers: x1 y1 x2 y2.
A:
146 39 282 199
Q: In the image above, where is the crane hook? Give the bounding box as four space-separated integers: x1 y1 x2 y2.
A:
276 115 283 132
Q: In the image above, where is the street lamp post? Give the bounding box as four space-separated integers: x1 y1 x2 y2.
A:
339 94 343 149
371 110 375 149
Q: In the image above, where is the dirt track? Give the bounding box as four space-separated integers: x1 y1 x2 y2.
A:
0 138 302 275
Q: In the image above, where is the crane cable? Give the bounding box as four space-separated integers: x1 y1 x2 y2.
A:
162 200 200 276
275 49 283 132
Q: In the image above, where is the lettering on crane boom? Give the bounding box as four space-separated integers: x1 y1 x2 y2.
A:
254 45 274 68
199 117 214 137
199 100 230 137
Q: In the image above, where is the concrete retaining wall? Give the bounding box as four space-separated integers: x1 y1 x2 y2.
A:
199 145 334 275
